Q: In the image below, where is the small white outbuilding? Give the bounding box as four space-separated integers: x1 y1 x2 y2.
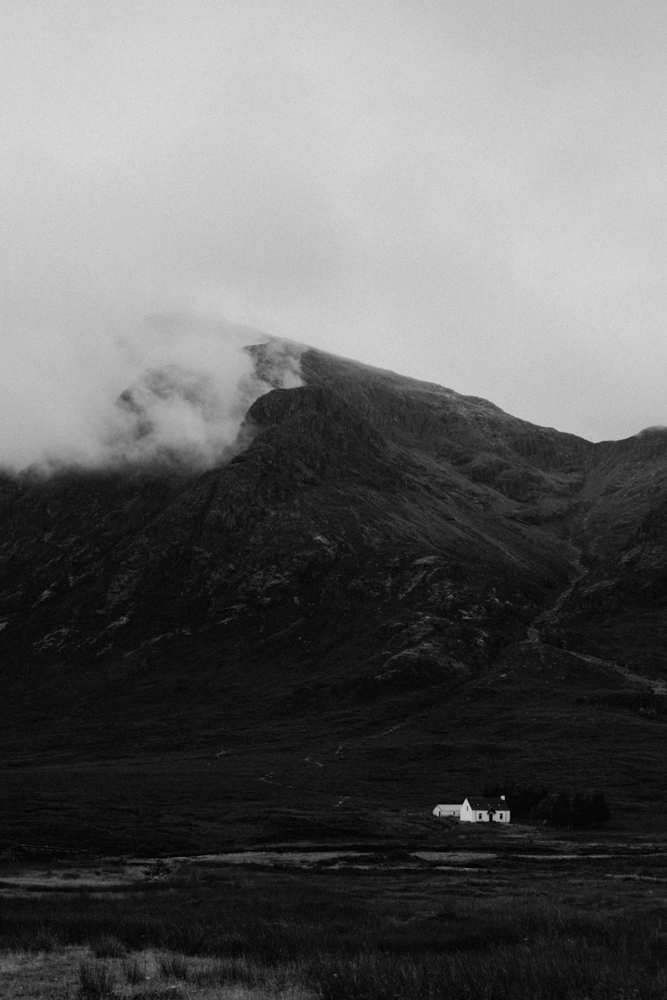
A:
432 803 462 819
460 796 510 823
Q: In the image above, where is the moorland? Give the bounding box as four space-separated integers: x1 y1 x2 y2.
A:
1 341 667 996
2 821 667 999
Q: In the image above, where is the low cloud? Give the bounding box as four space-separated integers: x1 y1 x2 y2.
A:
0 315 303 475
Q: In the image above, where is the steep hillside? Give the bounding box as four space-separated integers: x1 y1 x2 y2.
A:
539 428 667 672
0 342 665 851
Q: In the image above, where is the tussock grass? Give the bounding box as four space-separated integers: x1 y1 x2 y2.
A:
304 943 667 1000
2 873 667 999
25 925 58 953
90 934 126 958
78 959 117 999
122 954 147 983
157 949 191 979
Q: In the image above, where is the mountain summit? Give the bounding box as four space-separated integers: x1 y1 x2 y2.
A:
1 342 666 849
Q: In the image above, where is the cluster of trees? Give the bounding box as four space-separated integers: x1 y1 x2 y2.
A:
484 782 611 829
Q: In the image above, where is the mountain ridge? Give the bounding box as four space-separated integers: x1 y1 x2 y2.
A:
0 340 665 851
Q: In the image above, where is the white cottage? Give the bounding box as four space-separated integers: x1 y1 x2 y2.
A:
460 796 510 823
433 804 462 819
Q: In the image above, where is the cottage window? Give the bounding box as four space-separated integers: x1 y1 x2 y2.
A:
478 813 482 819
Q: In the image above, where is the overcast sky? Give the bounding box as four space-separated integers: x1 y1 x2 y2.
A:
1 0 666 451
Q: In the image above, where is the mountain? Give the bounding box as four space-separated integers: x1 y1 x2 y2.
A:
1 342 666 853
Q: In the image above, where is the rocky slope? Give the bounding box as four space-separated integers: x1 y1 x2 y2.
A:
1 342 666 848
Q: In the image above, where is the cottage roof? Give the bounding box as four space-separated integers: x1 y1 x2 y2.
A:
464 797 507 810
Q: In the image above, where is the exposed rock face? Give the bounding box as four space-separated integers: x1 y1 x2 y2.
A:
0 343 665 772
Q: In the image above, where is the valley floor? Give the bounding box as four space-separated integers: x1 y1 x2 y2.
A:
1 829 667 999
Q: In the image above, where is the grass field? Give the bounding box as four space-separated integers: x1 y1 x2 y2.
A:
1 831 667 999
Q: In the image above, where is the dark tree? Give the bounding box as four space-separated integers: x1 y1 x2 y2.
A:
485 782 611 828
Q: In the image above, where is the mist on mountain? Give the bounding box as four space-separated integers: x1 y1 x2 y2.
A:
0 315 303 474
2 337 667 849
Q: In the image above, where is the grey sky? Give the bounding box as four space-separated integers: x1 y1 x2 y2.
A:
1 0 666 457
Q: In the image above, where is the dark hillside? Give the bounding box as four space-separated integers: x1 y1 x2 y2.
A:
0 342 666 851
540 429 667 671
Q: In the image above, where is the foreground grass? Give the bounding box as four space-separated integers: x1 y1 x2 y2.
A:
1 869 666 999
